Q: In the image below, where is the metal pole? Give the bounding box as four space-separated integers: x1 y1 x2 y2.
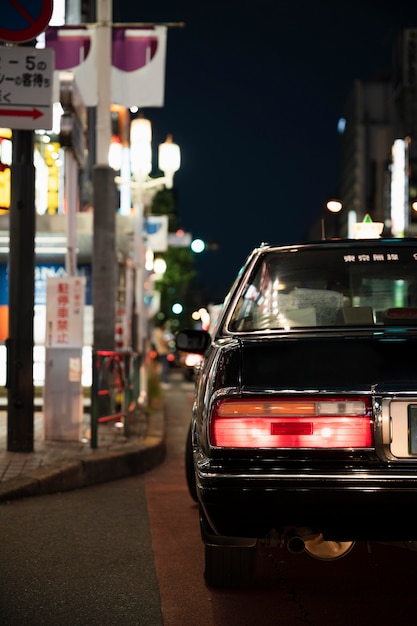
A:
93 0 117 351
7 130 35 452
133 180 148 402
93 164 117 350
95 0 112 165
65 150 78 276
133 178 145 351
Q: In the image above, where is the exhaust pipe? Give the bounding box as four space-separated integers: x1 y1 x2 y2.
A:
286 533 307 554
285 528 320 554
285 528 355 560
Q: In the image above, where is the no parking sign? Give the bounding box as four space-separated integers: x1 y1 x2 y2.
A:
0 0 54 44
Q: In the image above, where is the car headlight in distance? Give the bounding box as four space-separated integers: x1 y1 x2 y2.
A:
210 397 373 449
184 353 203 367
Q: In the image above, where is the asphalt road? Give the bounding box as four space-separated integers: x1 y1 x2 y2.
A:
145 377 417 625
0 475 162 625
3 375 417 625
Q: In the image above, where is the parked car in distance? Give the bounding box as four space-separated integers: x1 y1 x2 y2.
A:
176 238 417 588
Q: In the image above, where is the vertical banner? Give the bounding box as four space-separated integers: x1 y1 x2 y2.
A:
46 25 167 108
46 26 98 106
111 26 167 107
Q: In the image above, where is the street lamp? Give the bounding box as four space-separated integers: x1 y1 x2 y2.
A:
129 114 180 400
130 116 152 180
128 115 153 364
158 134 181 189
321 199 343 239
327 199 343 213
191 238 206 253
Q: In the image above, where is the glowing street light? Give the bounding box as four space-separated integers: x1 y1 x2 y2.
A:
321 199 343 239
326 199 343 213
153 257 167 275
158 134 181 189
130 115 152 180
191 238 206 253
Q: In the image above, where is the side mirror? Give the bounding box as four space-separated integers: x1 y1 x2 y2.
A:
175 329 211 354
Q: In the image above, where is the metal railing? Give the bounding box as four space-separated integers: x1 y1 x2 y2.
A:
90 350 141 448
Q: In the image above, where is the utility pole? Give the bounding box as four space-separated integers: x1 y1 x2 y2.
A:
7 129 35 452
1 0 54 451
93 0 117 351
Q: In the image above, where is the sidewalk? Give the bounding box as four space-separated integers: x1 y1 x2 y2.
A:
0 388 167 503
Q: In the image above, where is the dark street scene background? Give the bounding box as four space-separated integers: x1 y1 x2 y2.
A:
2 0 417 623
113 0 417 302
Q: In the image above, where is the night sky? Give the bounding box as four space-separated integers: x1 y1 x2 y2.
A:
113 0 417 303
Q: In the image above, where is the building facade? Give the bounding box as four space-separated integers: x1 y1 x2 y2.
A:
336 28 417 238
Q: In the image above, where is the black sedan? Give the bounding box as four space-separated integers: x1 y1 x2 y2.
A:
176 238 417 588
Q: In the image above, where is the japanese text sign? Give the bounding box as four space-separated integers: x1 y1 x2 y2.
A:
46 276 85 348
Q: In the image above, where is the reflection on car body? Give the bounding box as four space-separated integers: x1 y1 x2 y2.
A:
176 238 417 588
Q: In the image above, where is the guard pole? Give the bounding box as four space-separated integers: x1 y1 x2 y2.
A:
7 129 35 452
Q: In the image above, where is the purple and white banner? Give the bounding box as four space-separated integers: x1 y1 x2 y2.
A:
45 25 167 108
111 27 166 108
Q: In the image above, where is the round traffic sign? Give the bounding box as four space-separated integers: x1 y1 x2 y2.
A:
0 0 54 44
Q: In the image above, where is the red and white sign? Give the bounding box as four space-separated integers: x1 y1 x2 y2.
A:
0 0 53 44
46 276 85 348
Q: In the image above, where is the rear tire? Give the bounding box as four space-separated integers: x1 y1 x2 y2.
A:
185 423 198 502
204 543 257 588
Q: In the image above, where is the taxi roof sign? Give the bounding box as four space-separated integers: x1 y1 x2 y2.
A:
352 214 384 239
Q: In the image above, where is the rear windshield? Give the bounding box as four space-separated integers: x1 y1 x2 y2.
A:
228 245 417 331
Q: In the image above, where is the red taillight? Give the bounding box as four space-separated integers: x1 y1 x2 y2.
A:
210 397 373 448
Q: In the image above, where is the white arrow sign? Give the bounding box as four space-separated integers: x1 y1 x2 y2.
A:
0 46 54 130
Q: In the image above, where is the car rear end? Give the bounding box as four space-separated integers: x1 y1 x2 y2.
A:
180 238 417 586
196 240 417 540
196 332 417 542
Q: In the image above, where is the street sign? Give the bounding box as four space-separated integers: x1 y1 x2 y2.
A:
0 46 54 130
0 0 54 44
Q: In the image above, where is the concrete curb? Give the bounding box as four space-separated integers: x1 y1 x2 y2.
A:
0 408 166 503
